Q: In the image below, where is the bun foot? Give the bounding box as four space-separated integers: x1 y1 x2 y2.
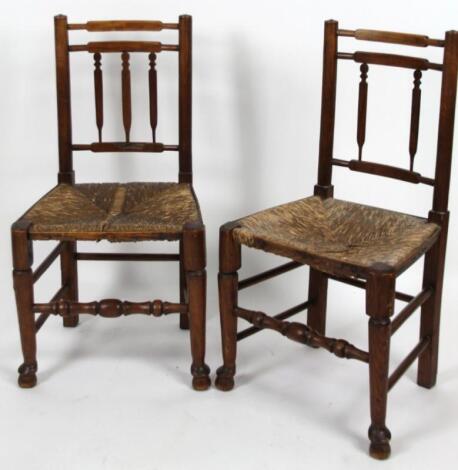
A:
191 364 210 391
18 362 37 389
63 315 79 327
368 425 391 460
215 365 235 391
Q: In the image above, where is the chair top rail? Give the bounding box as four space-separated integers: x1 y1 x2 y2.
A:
68 20 179 31
337 51 443 71
337 28 445 47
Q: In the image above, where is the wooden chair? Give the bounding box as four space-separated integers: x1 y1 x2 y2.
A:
12 15 210 391
216 20 457 458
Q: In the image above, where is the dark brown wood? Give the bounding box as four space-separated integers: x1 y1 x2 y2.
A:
307 268 328 335
69 41 171 53
391 286 433 335
388 337 430 391
237 300 312 341
121 52 132 142
12 14 206 390
32 243 62 283
149 53 158 142
409 70 422 171
346 159 435 185
366 271 395 460
357 63 369 160
33 299 187 316
61 241 79 327
338 51 442 71
315 20 338 198
216 21 458 461
72 142 171 152
183 223 210 391
338 28 445 47
76 252 180 261
238 261 302 290
12 221 37 388
236 306 369 362
178 15 192 184
54 15 74 184
93 53 104 142
68 20 178 31
327 273 414 302
215 223 241 391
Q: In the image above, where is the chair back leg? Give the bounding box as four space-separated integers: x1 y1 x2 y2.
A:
61 241 79 327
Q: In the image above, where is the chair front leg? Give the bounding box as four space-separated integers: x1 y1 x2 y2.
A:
215 223 241 391
183 223 210 391
61 241 79 327
12 221 37 388
366 267 395 459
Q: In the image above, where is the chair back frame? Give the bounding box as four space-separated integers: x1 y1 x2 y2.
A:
315 20 458 216
54 14 193 185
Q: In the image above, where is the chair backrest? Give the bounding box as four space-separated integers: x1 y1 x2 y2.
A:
315 20 458 215
54 14 193 185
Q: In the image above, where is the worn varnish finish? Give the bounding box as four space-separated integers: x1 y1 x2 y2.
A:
216 21 458 459
11 14 209 391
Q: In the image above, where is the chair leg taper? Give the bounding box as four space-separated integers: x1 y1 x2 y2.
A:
61 241 79 327
215 223 241 391
183 223 210 391
366 267 395 459
12 221 37 388
179 240 190 330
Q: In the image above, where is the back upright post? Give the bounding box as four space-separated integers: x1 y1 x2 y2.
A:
178 15 192 184
315 20 338 199
418 30 458 388
54 15 74 184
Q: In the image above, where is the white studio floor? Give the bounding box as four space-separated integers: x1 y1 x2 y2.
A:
1 242 457 470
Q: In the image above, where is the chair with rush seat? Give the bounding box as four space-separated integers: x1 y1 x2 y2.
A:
12 15 211 391
215 21 457 458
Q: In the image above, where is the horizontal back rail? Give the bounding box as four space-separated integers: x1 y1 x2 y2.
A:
72 142 179 152
69 41 178 53
332 159 435 186
337 51 443 71
68 20 179 31
337 28 445 47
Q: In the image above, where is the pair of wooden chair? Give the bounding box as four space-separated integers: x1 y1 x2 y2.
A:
12 15 457 460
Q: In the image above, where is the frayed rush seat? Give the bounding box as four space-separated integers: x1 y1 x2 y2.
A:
19 182 202 241
234 196 440 278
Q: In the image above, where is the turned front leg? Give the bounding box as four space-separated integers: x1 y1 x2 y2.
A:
12 221 37 388
183 223 210 391
215 222 241 391
366 267 395 459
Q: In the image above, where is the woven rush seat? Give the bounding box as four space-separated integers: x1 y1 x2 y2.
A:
233 196 440 276
21 182 201 240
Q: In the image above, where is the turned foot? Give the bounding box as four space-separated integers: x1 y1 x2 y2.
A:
368 425 391 460
191 364 211 391
18 361 37 388
215 365 235 391
63 315 79 327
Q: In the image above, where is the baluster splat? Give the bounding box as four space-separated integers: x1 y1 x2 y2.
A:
93 53 104 142
121 51 132 142
409 69 422 171
357 63 369 160
149 53 158 143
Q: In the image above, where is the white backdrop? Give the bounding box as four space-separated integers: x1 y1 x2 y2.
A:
1 1 457 469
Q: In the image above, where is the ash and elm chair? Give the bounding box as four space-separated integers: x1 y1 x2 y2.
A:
12 15 211 391
216 21 458 458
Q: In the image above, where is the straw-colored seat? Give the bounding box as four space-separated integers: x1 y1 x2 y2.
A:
20 182 202 241
234 196 440 276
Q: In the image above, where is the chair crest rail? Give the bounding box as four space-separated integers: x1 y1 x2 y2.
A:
235 307 369 363
68 20 179 32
